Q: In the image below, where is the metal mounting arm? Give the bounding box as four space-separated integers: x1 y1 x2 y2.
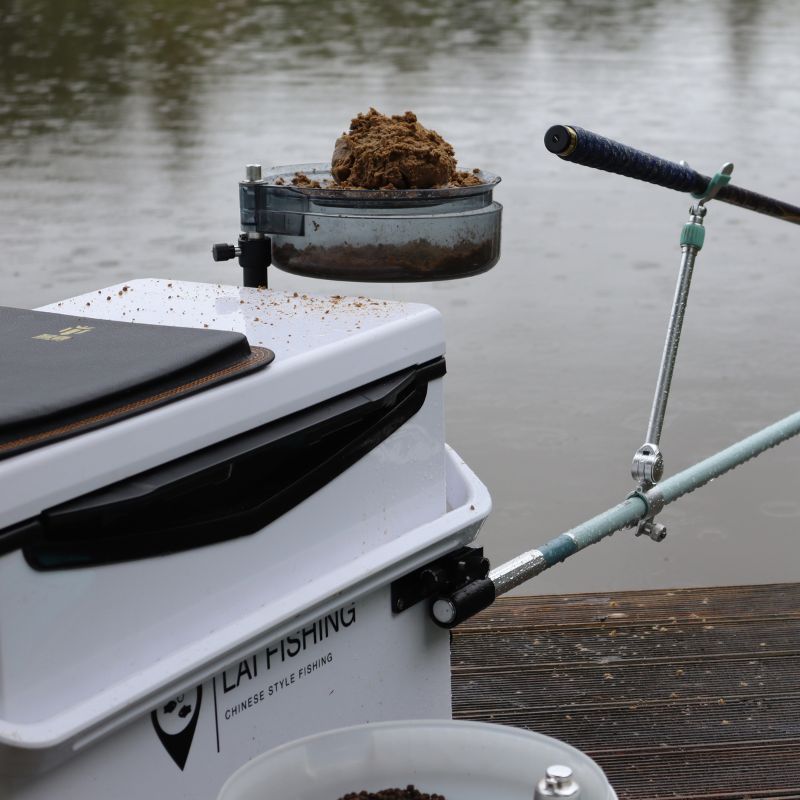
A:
211 164 271 288
630 163 734 541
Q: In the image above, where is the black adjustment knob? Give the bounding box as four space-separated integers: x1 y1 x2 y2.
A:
211 242 237 262
419 568 447 592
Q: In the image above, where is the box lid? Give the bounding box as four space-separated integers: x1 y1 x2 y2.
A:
0 280 443 530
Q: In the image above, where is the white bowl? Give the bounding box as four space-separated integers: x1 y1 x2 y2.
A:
217 719 616 800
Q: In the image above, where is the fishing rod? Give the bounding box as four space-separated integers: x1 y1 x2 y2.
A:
431 124 800 627
544 124 800 225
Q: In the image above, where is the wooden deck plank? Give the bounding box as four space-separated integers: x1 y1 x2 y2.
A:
451 583 800 800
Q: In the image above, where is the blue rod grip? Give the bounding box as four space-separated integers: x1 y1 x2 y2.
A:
545 124 800 225
545 125 708 194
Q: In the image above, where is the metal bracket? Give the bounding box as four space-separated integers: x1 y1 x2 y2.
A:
391 546 489 615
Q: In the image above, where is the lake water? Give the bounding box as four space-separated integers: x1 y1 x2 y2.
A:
2 0 799 594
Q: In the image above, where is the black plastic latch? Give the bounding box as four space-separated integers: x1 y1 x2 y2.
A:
390 546 490 615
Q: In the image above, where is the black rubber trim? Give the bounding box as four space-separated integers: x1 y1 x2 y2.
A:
3 358 445 570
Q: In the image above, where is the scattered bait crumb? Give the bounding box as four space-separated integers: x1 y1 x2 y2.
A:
291 171 321 188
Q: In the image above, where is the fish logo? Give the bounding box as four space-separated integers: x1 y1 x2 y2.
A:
151 686 202 770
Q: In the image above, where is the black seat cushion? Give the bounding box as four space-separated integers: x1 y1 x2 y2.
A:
0 307 274 458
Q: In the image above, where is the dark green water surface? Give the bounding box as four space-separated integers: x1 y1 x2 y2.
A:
2 0 799 593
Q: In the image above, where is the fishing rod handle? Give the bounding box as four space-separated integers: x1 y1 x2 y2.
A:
545 124 708 193
545 124 800 225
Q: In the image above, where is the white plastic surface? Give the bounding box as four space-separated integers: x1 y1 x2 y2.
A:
0 278 495 799
0 446 490 776
0 387 444 726
217 720 616 800
5 591 454 799
0 277 451 745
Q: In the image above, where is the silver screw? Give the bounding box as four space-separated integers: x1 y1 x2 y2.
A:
637 520 668 542
547 765 574 787
649 522 667 542
534 764 580 800
245 164 262 182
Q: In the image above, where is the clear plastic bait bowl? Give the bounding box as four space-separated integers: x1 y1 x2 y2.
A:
239 164 502 282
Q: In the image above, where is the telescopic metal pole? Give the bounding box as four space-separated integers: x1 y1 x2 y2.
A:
433 407 800 627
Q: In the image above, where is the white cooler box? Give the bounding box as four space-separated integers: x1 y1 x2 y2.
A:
0 280 491 799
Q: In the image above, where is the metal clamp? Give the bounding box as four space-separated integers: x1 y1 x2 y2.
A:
392 546 490 616
625 486 667 541
626 486 665 519
631 443 663 486
692 162 734 203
